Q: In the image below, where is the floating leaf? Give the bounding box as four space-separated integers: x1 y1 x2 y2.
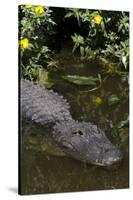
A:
63 75 98 86
38 69 54 88
72 63 84 68
108 94 120 106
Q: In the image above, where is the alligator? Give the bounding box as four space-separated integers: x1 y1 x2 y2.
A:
21 79 122 166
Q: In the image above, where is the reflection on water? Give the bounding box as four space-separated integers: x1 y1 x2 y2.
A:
20 47 129 195
21 147 128 194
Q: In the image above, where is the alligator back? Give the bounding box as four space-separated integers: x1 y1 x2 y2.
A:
21 79 122 166
21 79 72 127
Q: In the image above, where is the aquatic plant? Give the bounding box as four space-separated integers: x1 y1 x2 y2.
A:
65 9 129 71
19 5 56 85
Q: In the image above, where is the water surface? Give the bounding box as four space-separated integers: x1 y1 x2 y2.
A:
20 45 129 195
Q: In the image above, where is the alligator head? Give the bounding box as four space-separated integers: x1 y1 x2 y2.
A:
53 120 122 166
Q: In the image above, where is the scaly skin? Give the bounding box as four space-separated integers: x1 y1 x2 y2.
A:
21 79 122 166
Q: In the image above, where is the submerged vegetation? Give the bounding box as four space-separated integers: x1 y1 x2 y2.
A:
19 6 129 147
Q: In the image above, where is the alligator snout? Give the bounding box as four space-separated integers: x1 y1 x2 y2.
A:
95 147 122 166
103 148 122 166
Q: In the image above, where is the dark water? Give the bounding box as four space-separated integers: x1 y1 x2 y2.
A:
20 45 129 195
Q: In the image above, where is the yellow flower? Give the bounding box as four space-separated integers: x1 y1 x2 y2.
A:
94 14 102 25
19 38 29 49
95 97 103 105
35 6 45 15
25 5 32 9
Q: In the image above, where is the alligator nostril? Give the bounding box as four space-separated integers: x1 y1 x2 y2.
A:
78 130 83 135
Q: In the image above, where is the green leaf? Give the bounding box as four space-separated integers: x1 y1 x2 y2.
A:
71 34 84 45
64 12 74 18
80 46 85 57
122 55 127 69
38 69 54 88
63 75 98 86
118 114 129 129
108 94 120 106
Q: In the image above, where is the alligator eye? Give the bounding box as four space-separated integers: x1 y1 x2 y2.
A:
72 130 83 135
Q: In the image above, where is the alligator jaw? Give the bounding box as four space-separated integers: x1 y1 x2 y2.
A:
92 157 122 166
91 149 122 166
